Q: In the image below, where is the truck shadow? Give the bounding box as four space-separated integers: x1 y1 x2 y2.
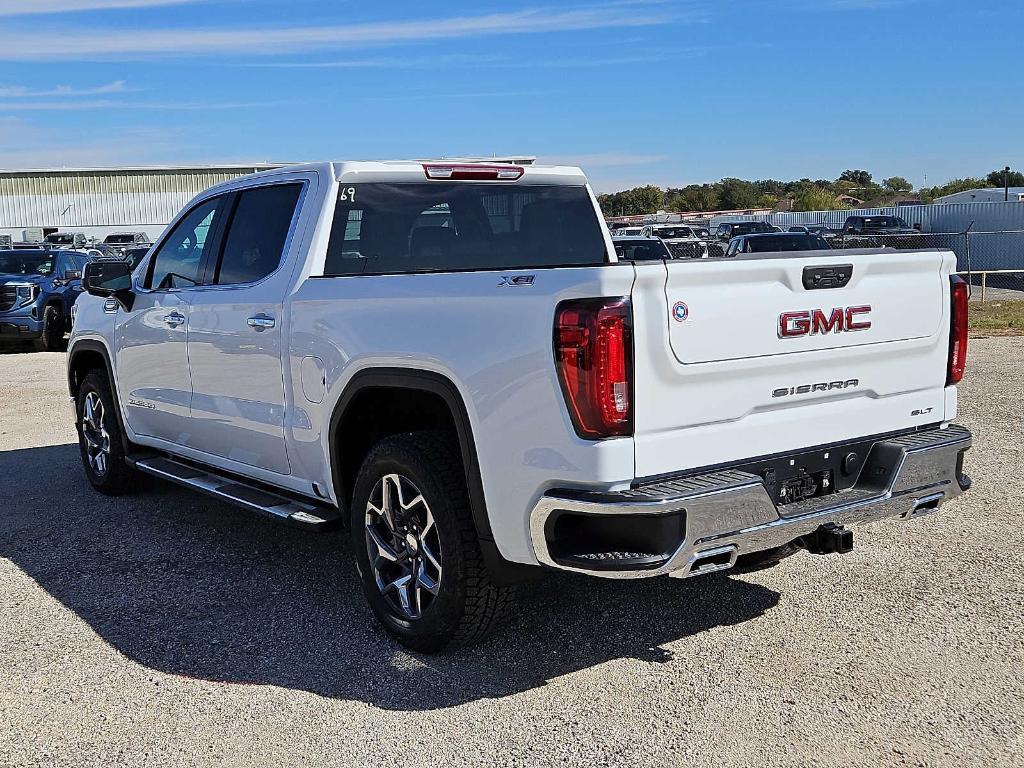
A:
0 444 781 711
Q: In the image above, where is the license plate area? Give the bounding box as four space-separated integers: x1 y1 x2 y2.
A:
736 435 886 513
773 469 834 505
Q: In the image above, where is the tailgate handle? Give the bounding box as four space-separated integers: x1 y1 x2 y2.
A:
803 263 853 290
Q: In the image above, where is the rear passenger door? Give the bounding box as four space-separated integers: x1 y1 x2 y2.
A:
183 181 306 475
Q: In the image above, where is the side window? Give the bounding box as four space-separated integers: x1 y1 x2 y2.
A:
146 197 222 290
215 183 302 285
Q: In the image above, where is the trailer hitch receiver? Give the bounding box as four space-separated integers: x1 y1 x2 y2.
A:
799 522 854 555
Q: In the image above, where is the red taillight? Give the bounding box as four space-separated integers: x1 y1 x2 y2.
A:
422 164 524 181
947 276 968 385
554 298 633 439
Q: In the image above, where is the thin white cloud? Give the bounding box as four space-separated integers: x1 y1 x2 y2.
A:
258 53 510 70
0 117 186 167
0 5 689 60
0 0 199 15
257 44 739 71
0 80 131 97
1 98 296 111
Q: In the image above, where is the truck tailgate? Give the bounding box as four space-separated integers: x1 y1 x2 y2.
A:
630 250 957 479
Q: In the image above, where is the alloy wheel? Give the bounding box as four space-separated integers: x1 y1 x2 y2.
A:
364 473 442 620
81 392 111 476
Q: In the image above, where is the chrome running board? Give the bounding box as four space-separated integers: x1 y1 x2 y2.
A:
131 455 341 531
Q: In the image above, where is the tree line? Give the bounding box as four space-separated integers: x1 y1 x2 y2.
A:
598 168 1024 217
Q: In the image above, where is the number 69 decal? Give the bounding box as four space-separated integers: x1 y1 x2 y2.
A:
339 187 357 202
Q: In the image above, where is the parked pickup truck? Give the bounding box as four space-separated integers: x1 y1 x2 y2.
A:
0 248 88 350
68 161 973 652
651 224 710 259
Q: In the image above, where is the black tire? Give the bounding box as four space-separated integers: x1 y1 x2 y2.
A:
34 304 66 352
349 431 512 652
76 370 135 495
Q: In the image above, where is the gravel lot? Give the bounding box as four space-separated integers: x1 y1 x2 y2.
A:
1 342 1022 767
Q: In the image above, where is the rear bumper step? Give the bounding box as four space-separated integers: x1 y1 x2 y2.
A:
529 424 972 579
130 455 341 530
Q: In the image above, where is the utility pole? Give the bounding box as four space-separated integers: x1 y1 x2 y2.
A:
1005 166 1011 202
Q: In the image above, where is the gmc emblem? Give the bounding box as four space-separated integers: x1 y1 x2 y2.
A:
779 306 871 338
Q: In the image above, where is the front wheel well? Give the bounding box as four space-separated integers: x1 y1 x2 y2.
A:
67 348 109 398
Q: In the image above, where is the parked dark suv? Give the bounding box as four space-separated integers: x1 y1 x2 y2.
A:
841 215 918 236
725 232 831 256
0 249 88 350
715 220 774 242
840 215 923 249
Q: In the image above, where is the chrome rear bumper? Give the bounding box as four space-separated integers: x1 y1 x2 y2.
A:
529 424 972 579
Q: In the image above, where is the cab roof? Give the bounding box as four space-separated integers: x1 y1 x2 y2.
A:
207 160 589 189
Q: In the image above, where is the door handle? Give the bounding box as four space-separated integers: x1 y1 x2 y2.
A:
247 315 276 331
163 311 185 327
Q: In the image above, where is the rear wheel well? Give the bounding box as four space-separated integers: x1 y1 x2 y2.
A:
334 386 458 511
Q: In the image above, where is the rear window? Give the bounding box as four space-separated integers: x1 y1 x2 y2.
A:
104 234 135 244
323 183 607 275
862 216 908 228
655 227 695 239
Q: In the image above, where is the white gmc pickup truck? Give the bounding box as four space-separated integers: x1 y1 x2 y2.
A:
68 160 972 651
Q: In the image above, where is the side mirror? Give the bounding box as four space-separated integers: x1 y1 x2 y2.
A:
64 269 82 281
83 260 134 310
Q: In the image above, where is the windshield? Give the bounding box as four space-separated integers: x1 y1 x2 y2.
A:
655 227 695 239
324 183 607 275
733 222 772 235
744 235 829 253
0 252 54 275
614 240 670 261
46 234 74 244
862 216 909 228
104 234 136 244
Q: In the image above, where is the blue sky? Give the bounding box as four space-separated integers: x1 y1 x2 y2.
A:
0 0 1020 191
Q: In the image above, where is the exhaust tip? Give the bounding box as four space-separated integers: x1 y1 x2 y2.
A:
679 544 738 578
906 492 944 518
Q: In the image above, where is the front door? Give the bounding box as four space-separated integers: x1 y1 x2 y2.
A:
183 181 305 475
115 195 225 444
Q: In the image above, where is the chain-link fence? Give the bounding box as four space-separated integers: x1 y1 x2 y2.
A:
677 229 1024 271
665 241 715 259
660 229 1024 296
829 231 962 254
828 230 1024 293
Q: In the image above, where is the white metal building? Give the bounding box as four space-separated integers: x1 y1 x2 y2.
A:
0 164 283 244
934 187 1024 204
